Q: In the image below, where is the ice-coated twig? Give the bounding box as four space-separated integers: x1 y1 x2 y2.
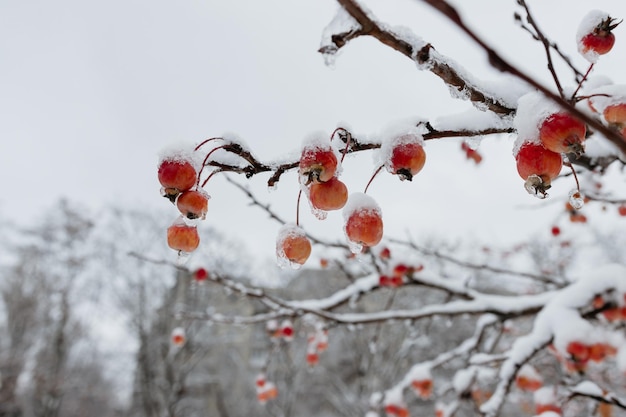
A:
513 7 584 82
515 0 569 97
307 290 554 325
480 263 626 417
388 237 564 285
388 314 498 393
225 176 348 249
324 0 515 116
567 381 626 411
415 0 626 154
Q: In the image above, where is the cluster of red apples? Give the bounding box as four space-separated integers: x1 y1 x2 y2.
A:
277 130 426 268
514 12 623 200
157 153 209 255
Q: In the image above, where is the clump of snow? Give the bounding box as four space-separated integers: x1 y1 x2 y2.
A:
343 192 382 220
572 381 603 397
374 118 426 167
533 385 558 407
585 84 626 115
436 108 512 133
576 10 613 63
517 364 542 383
158 141 202 171
452 367 475 394
319 7 361 67
513 92 562 155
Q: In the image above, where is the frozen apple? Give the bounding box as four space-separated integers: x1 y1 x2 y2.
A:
167 218 200 253
343 193 383 250
539 112 586 155
158 158 197 199
193 267 209 282
577 11 620 61
176 189 209 220
383 133 426 181
515 142 563 198
299 137 339 184
309 176 348 211
276 224 312 267
171 327 186 347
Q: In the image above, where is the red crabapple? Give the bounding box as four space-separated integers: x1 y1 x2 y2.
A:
539 112 586 155
309 176 348 211
193 267 209 281
299 143 338 184
461 142 483 164
411 378 433 399
158 159 197 200
176 190 209 220
343 193 383 249
276 225 312 267
603 102 626 125
386 134 426 181
171 327 186 347
515 142 563 198
167 219 200 253
578 14 620 58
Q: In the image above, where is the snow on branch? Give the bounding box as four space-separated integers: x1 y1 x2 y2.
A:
480 263 626 417
321 0 516 116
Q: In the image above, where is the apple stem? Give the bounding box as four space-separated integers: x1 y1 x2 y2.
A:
196 144 230 186
565 162 581 193
200 169 222 188
194 137 224 152
571 64 594 101
364 165 384 194
296 189 303 227
330 127 352 163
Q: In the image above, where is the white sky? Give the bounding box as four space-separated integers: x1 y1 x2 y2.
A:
1 0 626 265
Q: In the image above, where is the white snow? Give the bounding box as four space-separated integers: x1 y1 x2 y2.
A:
342 192 382 219
513 92 562 155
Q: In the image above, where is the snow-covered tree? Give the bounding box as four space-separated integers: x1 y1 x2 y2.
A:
153 1 626 417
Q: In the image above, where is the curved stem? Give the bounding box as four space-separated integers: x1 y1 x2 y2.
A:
197 145 229 187
296 189 303 227
364 165 384 194
571 63 594 101
194 137 224 152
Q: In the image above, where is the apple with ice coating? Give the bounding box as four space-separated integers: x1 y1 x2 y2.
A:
167 218 200 253
309 176 348 211
343 193 383 248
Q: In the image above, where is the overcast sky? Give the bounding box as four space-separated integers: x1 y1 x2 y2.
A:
2 0 626 264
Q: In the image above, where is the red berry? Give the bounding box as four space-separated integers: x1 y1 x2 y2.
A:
379 247 391 259
386 134 426 181
299 144 338 184
618 204 626 216
277 226 312 267
158 159 197 198
539 112 586 155
551 226 561 237
604 103 626 125
461 142 483 164
167 220 200 253
515 142 563 197
579 15 619 57
193 267 209 281
176 190 209 220
309 177 348 211
344 194 383 248
566 341 590 362
171 327 186 346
